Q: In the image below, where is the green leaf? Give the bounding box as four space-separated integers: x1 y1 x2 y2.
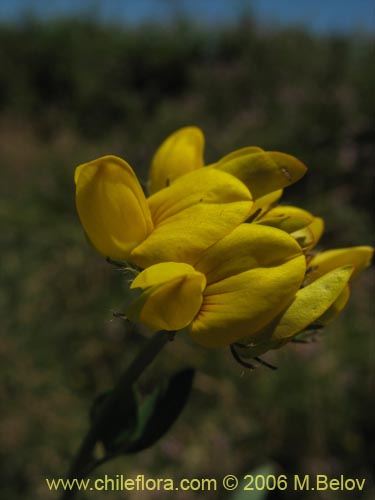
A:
125 368 195 453
89 388 138 452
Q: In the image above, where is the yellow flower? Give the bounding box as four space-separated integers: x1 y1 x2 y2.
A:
75 155 252 268
148 126 307 216
75 156 153 262
74 127 373 360
127 218 373 354
303 246 373 323
251 201 372 339
306 246 373 283
127 224 307 348
235 245 373 358
253 204 324 251
149 127 340 257
75 128 308 268
149 126 205 193
239 193 373 357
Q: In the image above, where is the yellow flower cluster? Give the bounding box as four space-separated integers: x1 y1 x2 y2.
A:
75 127 373 354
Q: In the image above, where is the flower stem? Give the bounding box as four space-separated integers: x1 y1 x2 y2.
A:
60 330 171 500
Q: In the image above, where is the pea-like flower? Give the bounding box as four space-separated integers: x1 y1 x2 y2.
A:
128 224 372 352
74 126 373 360
127 224 307 348
75 155 252 268
230 193 373 359
149 126 307 212
75 128 307 268
235 245 373 359
148 127 331 255
252 203 324 251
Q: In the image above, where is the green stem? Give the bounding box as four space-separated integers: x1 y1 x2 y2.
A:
60 330 171 500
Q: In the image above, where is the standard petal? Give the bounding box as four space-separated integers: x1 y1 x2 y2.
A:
306 246 373 283
216 149 283 216
75 155 153 261
149 126 205 194
213 151 307 200
217 146 265 163
189 225 306 348
131 168 253 267
128 263 206 331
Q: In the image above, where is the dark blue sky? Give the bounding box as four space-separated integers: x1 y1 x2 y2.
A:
0 0 374 33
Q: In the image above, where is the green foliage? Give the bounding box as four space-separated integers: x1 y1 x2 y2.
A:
126 368 195 453
0 15 373 500
90 388 138 452
89 369 194 456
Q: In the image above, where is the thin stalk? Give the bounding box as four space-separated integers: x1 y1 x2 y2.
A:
61 330 170 500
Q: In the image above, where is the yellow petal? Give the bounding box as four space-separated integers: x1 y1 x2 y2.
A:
220 153 283 219
128 263 206 331
75 155 153 261
317 284 350 325
148 166 252 225
131 168 252 267
306 246 373 283
236 266 353 358
131 262 200 289
266 266 353 343
149 126 205 194
257 205 314 233
308 217 324 246
250 189 283 215
213 151 307 199
195 223 304 284
189 225 306 348
292 216 324 251
218 146 265 163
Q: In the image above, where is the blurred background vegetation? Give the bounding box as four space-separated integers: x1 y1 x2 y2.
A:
0 7 374 500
